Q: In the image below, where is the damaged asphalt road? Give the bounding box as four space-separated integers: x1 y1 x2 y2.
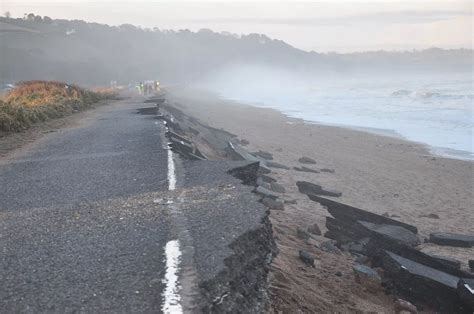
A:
0 98 171 312
0 96 274 313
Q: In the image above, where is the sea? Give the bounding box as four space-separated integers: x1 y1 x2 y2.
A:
199 70 473 161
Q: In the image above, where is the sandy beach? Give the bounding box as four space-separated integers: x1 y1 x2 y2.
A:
166 86 473 312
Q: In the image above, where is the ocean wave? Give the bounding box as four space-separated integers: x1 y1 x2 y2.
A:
391 89 412 97
391 89 473 100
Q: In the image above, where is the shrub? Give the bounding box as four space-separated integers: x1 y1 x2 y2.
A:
0 81 112 133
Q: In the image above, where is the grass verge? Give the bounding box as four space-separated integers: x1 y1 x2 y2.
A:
0 81 115 133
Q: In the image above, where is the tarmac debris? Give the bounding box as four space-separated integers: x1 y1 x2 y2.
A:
266 161 290 170
429 232 474 248
293 166 320 173
298 156 317 164
320 168 335 173
394 299 418 314
353 264 381 292
321 240 342 255
270 182 286 193
296 227 311 240
296 181 342 197
261 196 285 211
419 213 440 219
307 223 322 236
253 150 273 160
299 250 315 267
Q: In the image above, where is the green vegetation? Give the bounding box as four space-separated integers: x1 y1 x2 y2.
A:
0 81 113 132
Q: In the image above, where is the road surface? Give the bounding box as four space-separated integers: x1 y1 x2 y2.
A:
0 95 273 313
0 97 172 312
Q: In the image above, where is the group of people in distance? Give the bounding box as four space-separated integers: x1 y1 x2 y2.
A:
138 81 160 95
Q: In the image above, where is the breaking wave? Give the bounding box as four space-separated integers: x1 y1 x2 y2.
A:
392 89 474 100
197 67 473 160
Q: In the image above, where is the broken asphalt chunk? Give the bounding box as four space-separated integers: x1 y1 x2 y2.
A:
296 227 311 240
259 174 276 183
457 278 474 310
382 251 466 312
325 216 370 244
298 156 317 164
252 150 273 160
393 299 418 314
340 239 369 255
353 264 381 292
239 139 249 145
296 181 342 197
321 240 342 255
254 186 280 199
310 195 418 234
226 141 261 163
307 223 322 236
227 162 259 186
419 213 440 219
358 221 421 247
427 253 461 270
136 106 158 115
299 250 315 267
320 168 335 173
429 232 474 248
293 166 320 173
261 196 284 211
166 130 192 144
257 165 271 175
257 181 271 190
266 161 290 170
270 182 286 193
367 236 474 279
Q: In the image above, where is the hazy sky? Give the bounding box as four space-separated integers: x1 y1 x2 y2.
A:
2 0 473 52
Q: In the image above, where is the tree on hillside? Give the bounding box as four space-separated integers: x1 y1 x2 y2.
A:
4 11 11 19
43 16 53 24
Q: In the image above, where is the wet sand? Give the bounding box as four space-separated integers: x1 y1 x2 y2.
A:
166 86 473 312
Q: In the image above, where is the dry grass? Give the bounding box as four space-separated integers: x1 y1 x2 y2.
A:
0 81 114 132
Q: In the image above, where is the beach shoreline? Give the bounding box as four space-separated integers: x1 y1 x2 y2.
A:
165 86 473 312
209 94 474 162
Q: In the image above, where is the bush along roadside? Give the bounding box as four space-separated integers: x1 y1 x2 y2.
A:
0 80 115 133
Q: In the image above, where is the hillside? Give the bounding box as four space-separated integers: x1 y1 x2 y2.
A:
0 15 472 86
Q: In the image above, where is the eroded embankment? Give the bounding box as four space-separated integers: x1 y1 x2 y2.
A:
151 90 474 313
147 94 277 312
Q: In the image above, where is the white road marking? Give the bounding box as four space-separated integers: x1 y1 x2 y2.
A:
161 122 183 313
162 240 183 313
167 146 176 191
465 283 474 294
